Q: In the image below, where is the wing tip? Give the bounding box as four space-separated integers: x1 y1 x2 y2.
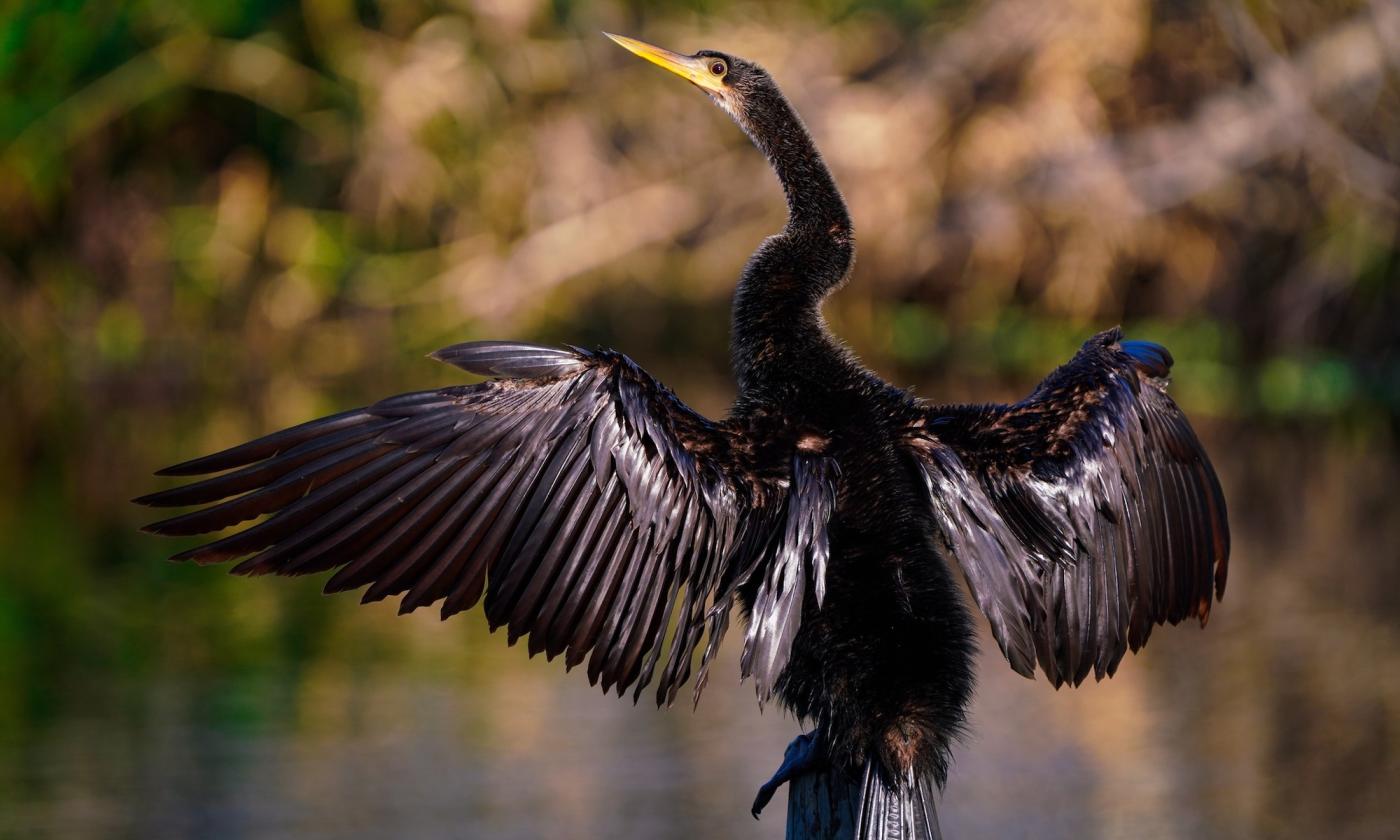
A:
169 543 231 565
140 516 188 537
133 486 199 507
154 458 217 477
1010 657 1036 680
430 341 589 380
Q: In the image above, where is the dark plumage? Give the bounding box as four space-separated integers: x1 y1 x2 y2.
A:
137 35 1229 839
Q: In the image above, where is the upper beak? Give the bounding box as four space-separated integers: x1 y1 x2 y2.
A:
604 33 725 93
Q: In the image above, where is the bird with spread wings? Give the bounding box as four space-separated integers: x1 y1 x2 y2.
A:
138 33 1228 840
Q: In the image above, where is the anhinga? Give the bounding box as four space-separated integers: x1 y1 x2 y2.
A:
138 33 1229 838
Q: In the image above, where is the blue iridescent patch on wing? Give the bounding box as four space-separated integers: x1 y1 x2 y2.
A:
1119 339 1174 378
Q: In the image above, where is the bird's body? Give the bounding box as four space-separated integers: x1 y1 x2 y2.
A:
650 55 981 781
730 331 979 782
139 35 1229 838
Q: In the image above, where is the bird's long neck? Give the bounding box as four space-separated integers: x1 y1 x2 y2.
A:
743 86 850 236
729 81 855 399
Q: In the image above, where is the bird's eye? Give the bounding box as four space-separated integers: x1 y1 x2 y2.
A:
709 59 727 77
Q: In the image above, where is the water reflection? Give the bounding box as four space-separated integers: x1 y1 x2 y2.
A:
2 435 1396 839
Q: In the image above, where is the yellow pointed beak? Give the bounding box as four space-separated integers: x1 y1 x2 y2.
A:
604 32 727 93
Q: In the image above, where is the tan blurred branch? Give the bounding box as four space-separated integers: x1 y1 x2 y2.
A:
1028 9 1399 218
435 152 745 326
1210 0 1400 210
440 1 1400 328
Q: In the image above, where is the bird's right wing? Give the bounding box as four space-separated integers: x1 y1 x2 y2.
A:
137 342 836 707
902 329 1229 687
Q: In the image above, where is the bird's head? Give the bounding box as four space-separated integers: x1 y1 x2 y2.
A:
604 31 850 243
604 33 773 127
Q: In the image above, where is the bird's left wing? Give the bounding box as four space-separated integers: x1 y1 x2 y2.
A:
902 329 1229 687
137 341 835 707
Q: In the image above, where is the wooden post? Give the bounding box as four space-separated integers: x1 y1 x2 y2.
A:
785 765 943 840
786 765 859 838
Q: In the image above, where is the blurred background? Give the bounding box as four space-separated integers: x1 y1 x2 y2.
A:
2 0 1398 837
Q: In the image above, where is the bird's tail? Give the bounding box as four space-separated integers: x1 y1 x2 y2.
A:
853 758 942 840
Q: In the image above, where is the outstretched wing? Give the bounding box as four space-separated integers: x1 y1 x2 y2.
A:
904 328 1229 687
137 342 835 707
